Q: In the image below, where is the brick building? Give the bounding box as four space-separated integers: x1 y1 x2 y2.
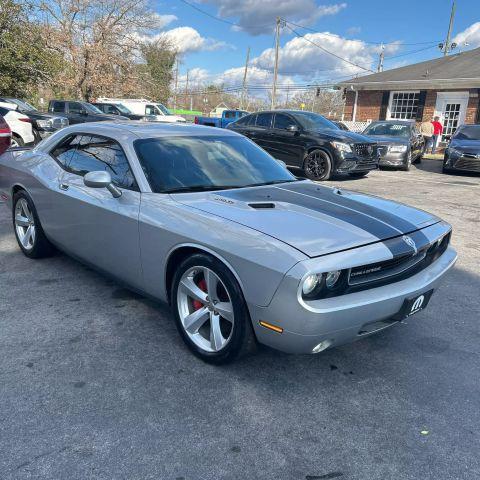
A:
338 47 480 143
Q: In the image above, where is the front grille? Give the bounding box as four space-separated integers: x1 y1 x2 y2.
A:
353 143 376 157
348 232 451 291
454 158 480 172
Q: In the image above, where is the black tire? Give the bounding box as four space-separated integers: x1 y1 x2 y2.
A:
171 253 256 364
401 151 412 171
11 135 24 148
348 171 368 178
12 190 55 258
303 149 332 181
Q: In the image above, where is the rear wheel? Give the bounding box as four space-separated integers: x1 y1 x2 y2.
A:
12 191 55 258
10 135 24 148
172 253 255 364
303 149 332 181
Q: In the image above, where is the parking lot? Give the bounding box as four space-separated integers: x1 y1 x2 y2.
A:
0 158 479 480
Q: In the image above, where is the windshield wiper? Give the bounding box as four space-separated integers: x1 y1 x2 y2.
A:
163 185 242 194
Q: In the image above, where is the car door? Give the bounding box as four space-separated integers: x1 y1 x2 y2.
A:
66 102 88 124
47 133 143 289
248 112 273 151
266 113 305 166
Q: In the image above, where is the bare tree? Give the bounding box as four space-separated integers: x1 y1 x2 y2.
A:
35 0 157 100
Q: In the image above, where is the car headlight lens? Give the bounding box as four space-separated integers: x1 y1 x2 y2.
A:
325 270 341 288
36 119 53 128
331 141 352 153
302 274 322 295
388 145 408 153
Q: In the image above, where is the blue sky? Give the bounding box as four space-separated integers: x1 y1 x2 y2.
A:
152 0 480 89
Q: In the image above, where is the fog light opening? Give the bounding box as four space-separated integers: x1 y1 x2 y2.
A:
312 339 332 354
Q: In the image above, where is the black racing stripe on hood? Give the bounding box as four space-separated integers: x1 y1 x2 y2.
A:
382 229 431 258
219 186 403 240
279 182 419 234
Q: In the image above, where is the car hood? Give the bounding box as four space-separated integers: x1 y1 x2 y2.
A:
306 128 374 144
363 135 410 146
450 139 480 153
173 181 439 258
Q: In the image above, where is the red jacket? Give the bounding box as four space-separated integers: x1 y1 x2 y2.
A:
432 121 443 135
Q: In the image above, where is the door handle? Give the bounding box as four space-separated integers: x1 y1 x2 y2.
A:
59 183 69 191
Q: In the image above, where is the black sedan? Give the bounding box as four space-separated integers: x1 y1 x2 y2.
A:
227 110 378 181
362 120 424 171
443 124 480 174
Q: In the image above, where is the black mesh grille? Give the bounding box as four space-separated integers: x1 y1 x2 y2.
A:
354 143 376 157
454 158 480 172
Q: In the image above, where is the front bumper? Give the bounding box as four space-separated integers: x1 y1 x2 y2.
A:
249 246 457 354
378 151 408 166
444 153 480 173
335 153 378 173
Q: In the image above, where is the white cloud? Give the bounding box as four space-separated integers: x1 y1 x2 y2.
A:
200 1 347 35
453 22 480 48
150 13 178 29
145 26 231 54
251 32 400 79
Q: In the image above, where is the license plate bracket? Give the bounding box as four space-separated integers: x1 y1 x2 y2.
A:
393 289 434 320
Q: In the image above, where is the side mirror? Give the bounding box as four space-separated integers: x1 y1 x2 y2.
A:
286 124 299 133
83 171 122 198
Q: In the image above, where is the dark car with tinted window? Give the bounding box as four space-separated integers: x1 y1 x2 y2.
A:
227 110 378 180
0 97 68 142
362 120 424 171
91 102 145 120
48 100 129 125
443 124 480 174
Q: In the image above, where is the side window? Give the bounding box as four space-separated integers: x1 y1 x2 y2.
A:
68 135 137 190
255 113 273 128
145 105 157 115
69 102 84 114
104 105 117 115
224 111 234 119
50 134 83 168
0 107 8 116
234 115 248 126
274 113 295 130
246 114 257 126
52 101 65 113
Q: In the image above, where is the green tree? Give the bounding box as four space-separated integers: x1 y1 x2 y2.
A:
0 0 60 97
139 39 177 104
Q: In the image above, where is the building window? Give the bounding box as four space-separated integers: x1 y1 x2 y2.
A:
388 91 420 120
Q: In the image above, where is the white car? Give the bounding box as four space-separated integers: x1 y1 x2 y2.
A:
95 98 186 123
0 105 35 147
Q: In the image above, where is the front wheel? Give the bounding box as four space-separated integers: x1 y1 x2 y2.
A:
401 151 412 171
172 253 255 364
303 149 332 181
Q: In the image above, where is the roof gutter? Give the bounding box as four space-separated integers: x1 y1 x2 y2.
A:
338 77 480 91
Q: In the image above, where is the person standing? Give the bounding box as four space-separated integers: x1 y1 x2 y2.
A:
431 116 443 154
420 120 434 153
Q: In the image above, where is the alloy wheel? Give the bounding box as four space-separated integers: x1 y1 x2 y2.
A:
305 151 327 179
15 198 36 251
177 266 234 352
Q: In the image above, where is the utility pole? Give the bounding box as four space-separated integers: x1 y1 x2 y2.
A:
377 44 385 72
271 17 285 110
173 59 179 111
443 0 457 56
185 69 189 110
240 46 250 110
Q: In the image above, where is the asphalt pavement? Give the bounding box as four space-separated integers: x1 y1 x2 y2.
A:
0 158 479 480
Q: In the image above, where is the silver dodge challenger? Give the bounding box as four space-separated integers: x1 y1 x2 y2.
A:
0 122 457 363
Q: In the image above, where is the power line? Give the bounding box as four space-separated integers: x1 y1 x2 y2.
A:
384 44 438 60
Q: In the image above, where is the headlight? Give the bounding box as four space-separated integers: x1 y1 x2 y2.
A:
388 145 408 153
36 119 53 129
331 141 352 153
301 270 347 300
448 148 463 157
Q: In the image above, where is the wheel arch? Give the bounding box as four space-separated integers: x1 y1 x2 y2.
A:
303 145 333 164
164 243 245 304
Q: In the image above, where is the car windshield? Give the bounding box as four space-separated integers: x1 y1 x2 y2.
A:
291 112 338 131
134 135 297 193
364 123 411 138
85 103 103 114
7 98 37 112
156 103 171 115
115 103 133 115
454 126 480 140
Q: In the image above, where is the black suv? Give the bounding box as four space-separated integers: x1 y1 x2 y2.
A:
0 97 68 142
227 110 378 180
91 102 144 120
48 100 129 125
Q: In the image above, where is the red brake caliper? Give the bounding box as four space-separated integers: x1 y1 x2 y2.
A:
192 278 207 311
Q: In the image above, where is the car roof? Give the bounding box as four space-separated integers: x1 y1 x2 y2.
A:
369 120 415 125
45 121 241 140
